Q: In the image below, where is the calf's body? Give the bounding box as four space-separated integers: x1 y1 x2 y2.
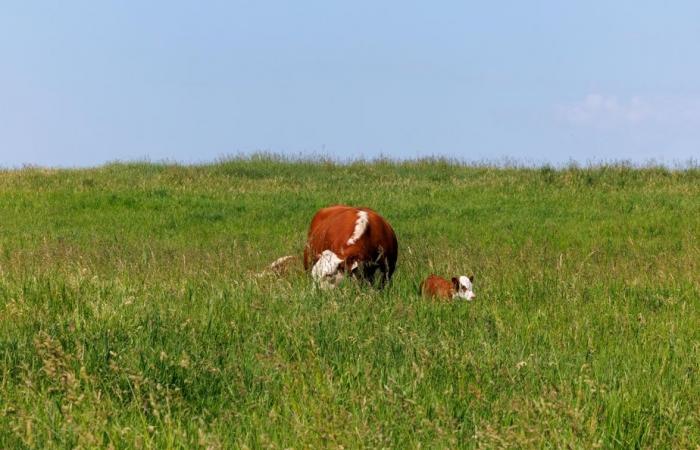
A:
420 274 475 300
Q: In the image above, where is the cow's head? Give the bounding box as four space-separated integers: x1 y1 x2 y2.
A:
310 250 350 289
451 275 475 300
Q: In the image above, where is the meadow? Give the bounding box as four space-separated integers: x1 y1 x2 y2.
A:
0 157 699 448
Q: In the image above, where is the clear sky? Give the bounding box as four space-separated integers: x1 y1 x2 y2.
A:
1 1 699 167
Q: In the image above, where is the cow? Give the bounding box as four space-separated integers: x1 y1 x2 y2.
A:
420 274 475 301
303 205 398 289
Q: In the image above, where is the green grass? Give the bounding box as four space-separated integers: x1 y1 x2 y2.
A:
1 157 699 448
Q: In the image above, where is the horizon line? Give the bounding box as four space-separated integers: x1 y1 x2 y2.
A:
2 152 699 171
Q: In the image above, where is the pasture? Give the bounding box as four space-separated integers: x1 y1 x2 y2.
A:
0 158 699 448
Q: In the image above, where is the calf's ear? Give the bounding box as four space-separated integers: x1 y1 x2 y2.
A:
469 274 475 282
451 277 459 289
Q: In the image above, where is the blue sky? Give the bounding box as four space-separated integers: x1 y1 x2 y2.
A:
1 1 699 167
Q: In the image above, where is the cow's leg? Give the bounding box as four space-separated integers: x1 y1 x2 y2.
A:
363 264 377 287
349 261 376 287
377 257 392 289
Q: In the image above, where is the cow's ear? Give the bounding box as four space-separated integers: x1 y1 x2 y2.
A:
469 274 475 282
451 277 459 289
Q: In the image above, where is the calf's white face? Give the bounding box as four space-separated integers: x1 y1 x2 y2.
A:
311 250 345 289
452 275 476 300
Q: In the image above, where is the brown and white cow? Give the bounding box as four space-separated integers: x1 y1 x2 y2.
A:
303 205 398 288
420 274 475 301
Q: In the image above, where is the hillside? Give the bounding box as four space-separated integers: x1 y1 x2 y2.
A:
1 158 699 448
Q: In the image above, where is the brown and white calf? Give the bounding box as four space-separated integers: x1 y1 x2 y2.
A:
420 274 475 300
303 205 398 288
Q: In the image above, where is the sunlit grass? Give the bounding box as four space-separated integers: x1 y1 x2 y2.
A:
1 157 699 448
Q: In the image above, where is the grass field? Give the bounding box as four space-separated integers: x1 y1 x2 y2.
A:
1 157 699 448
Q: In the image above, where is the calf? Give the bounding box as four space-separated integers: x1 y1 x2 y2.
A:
303 205 398 288
420 274 475 300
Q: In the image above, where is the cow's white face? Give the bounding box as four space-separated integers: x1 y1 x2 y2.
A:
311 250 345 289
452 275 475 300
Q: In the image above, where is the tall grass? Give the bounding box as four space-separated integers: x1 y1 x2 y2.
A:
1 158 699 448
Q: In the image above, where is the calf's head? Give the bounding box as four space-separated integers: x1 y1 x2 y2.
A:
451 275 475 300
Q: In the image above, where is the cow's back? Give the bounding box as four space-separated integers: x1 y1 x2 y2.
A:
304 206 359 269
352 207 398 277
303 205 398 280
